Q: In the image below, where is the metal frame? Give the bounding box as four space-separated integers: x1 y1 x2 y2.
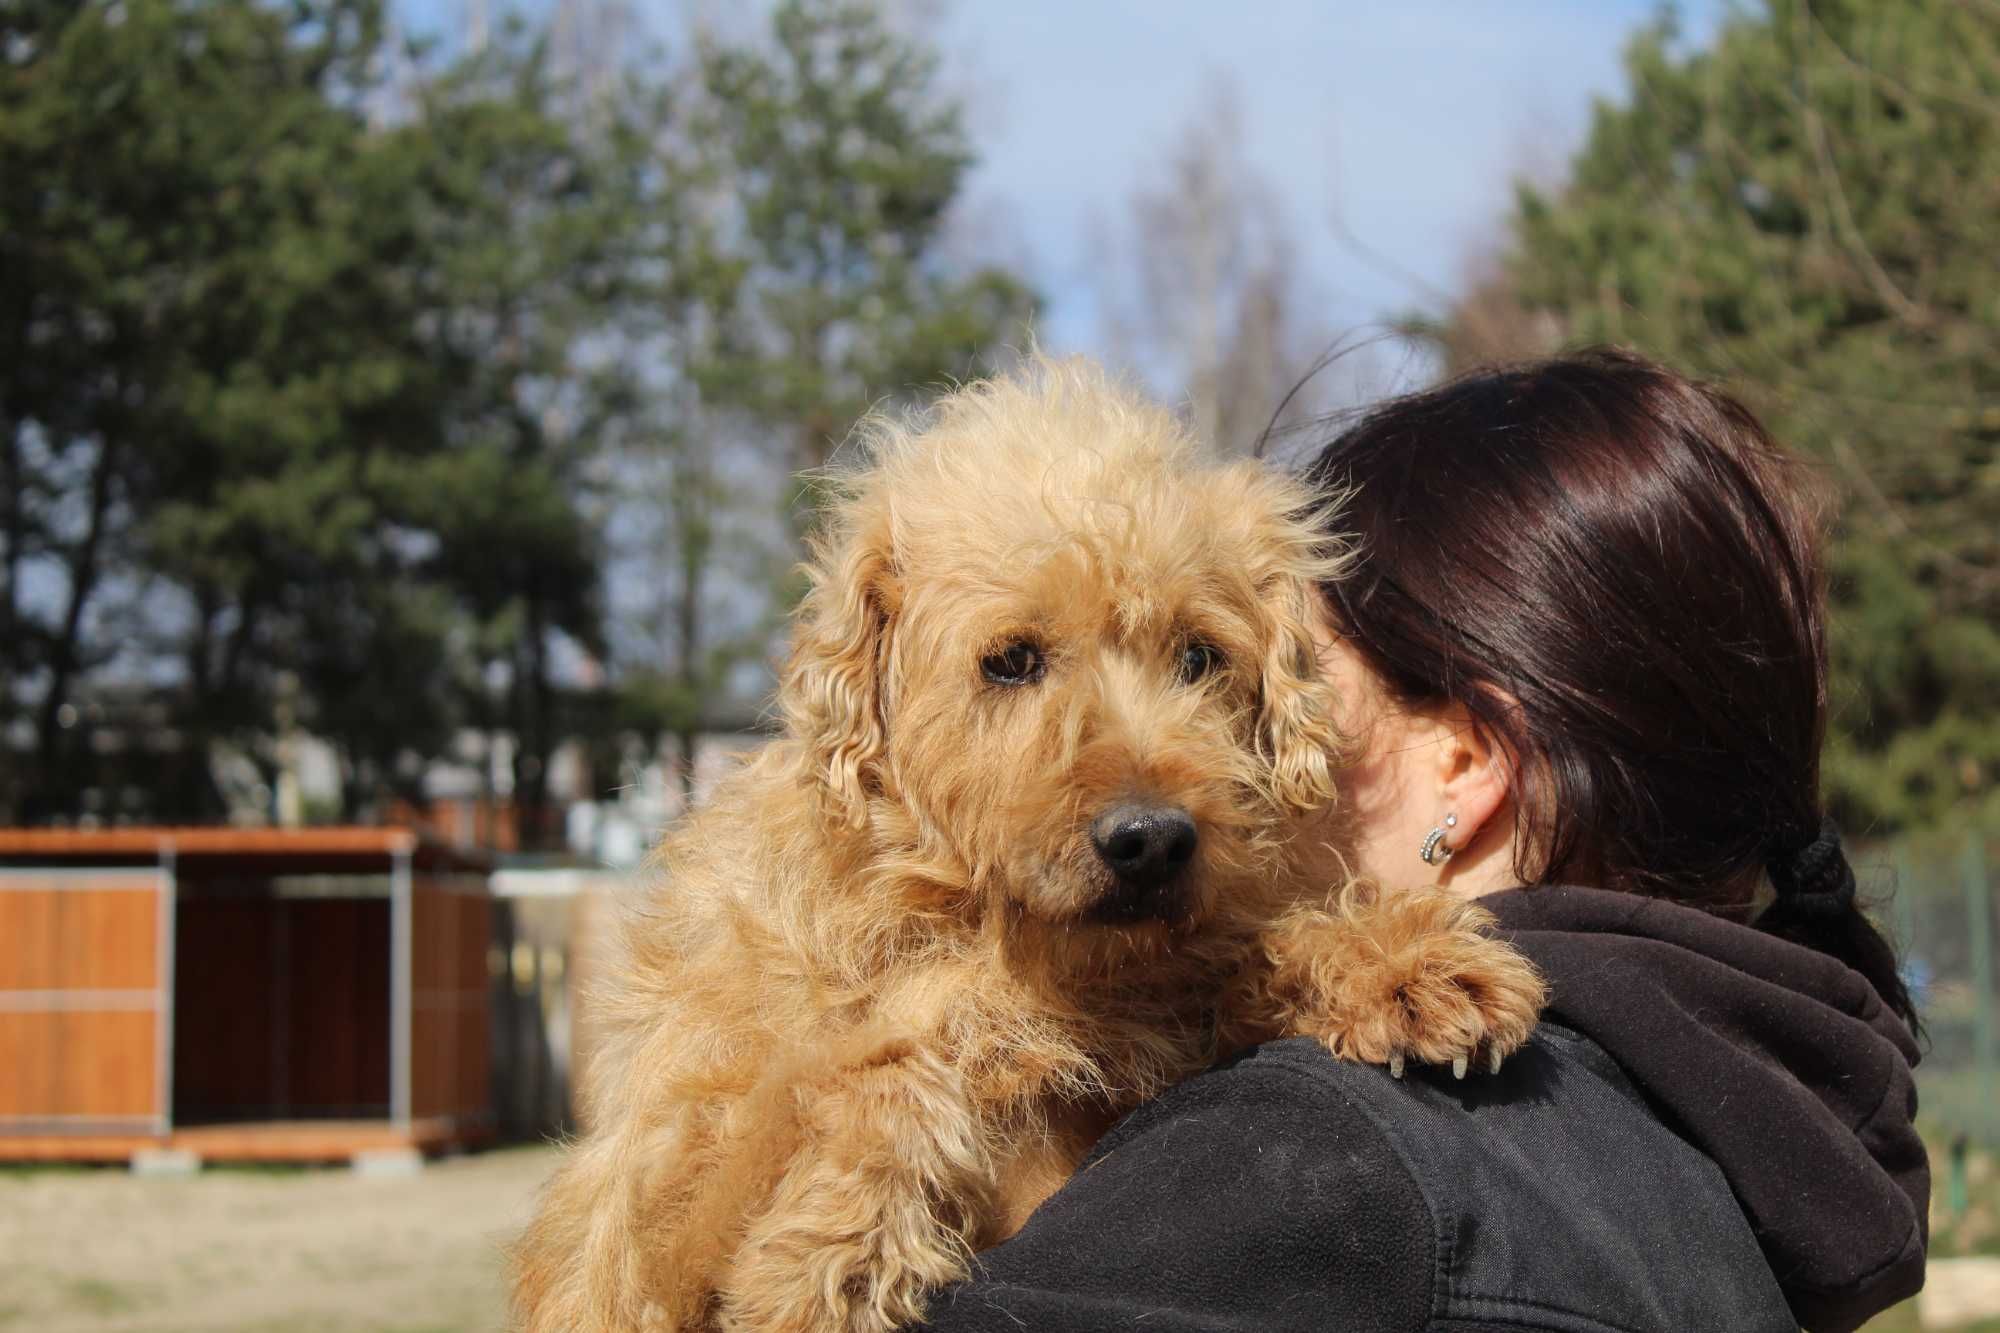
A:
0 868 162 888
0 989 157 1011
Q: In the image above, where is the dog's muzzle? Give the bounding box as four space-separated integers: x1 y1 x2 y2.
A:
1088 801 1198 921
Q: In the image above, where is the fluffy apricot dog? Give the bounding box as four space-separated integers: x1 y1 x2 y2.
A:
513 359 1544 1333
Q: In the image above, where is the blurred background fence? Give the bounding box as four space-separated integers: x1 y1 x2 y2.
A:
1881 831 2000 1149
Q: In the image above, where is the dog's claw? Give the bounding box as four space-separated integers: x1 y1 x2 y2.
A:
1452 1053 1468 1080
1388 1052 1405 1080
1488 1046 1505 1075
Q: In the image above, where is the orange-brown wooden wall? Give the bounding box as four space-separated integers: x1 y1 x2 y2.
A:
410 877 491 1124
0 872 164 1127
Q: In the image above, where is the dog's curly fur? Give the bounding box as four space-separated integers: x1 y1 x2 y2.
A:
512 359 1545 1333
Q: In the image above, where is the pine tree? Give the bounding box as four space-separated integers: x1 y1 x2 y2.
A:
695 0 1036 489
1474 0 2000 834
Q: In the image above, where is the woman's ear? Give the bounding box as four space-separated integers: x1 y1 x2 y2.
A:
1431 702 1512 857
779 502 898 830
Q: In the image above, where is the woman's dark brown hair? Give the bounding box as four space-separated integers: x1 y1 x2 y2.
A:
1301 347 1916 1030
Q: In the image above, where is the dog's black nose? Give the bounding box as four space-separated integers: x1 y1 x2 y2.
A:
1090 803 1198 892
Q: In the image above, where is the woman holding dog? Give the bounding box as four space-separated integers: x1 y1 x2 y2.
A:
915 349 1927 1333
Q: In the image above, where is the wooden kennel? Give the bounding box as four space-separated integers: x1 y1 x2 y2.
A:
0 827 495 1163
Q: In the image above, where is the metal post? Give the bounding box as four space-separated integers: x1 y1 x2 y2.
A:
390 844 413 1132
1966 830 1996 1136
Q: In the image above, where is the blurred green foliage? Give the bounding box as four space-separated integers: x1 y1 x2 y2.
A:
1456 0 2000 836
0 0 1033 833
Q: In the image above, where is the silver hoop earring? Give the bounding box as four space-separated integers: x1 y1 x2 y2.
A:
1420 813 1459 867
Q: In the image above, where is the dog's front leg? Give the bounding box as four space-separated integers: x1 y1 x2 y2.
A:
716 1035 994 1333
1237 882 1545 1077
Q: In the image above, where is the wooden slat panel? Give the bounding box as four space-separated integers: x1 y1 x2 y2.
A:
411 884 435 1120
456 894 491 1117
172 898 275 1119
52 1011 156 1117
412 880 449 1121
456 894 486 991
174 896 390 1122
0 877 161 1127
406 878 491 1122
60 890 158 990
286 899 389 1114
418 878 453 992
0 885 158 992
0 1013 57 1116
0 890 61 990
456 992 490 1118
412 1008 444 1120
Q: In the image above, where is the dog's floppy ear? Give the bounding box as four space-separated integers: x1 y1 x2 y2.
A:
1230 465 1349 814
1256 571 1344 813
780 495 899 829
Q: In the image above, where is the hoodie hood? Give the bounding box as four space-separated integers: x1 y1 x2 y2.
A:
1485 884 1928 1333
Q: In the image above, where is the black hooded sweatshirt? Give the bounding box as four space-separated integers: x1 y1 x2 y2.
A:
913 885 1929 1333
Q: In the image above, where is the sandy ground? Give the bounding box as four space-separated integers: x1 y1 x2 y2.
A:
0 1145 559 1333
2 1140 1990 1332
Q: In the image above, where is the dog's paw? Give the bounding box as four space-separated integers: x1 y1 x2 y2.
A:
716 1038 985 1333
721 1217 957 1333
718 1169 971 1333
1270 890 1546 1078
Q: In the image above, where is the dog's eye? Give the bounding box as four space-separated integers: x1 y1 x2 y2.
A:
1177 642 1224 684
981 640 1046 686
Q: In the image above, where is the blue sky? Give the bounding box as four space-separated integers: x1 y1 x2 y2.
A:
398 1 1733 355
932 2 1730 351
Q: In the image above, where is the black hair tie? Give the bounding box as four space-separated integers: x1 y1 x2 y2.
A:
1768 815 1857 913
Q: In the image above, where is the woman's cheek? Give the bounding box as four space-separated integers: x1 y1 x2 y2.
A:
1341 725 1431 890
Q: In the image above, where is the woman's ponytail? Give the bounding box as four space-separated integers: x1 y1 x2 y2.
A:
1757 817 1919 1033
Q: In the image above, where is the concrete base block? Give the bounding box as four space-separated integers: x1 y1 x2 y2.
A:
350 1147 425 1178
130 1148 201 1177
